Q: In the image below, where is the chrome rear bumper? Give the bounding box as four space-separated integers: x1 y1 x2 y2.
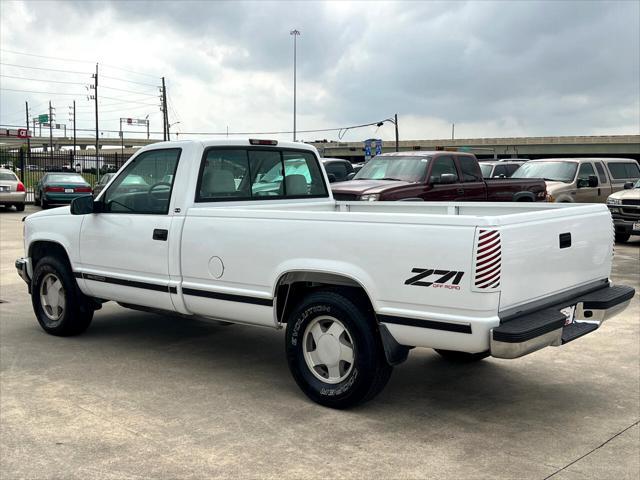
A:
491 284 635 359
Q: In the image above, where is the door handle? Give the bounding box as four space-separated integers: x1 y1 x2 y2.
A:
153 229 168 241
457 188 465 195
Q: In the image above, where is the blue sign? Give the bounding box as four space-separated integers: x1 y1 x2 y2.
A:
364 139 372 159
375 139 382 155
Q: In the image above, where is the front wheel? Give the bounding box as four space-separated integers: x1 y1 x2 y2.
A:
31 256 93 336
285 290 392 409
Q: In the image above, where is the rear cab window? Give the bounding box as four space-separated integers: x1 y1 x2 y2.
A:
196 147 328 202
457 155 483 182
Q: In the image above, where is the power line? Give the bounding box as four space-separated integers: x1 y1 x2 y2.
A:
100 95 159 106
100 84 159 96
100 63 160 79
0 74 86 85
0 87 84 96
0 62 89 75
0 48 95 64
100 74 159 88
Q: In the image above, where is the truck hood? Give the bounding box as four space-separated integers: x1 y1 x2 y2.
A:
27 205 71 220
330 179 413 196
544 180 572 194
608 188 640 201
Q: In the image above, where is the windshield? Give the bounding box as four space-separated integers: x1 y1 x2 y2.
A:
0 172 17 181
479 164 493 178
46 174 87 184
512 161 578 183
353 156 431 182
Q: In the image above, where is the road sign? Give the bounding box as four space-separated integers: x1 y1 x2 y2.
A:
121 118 149 126
38 114 49 123
17 129 30 138
364 139 372 161
375 139 382 155
1 129 31 138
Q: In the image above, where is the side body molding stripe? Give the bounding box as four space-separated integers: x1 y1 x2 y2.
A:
378 314 472 334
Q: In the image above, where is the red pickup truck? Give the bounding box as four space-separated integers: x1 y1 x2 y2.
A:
331 151 547 202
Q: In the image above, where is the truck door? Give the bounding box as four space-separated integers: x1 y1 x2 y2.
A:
423 155 461 201
574 161 599 203
77 148 182 311
455 155 486 200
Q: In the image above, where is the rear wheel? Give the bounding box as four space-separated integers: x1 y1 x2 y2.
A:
34 194 41 207
41 198 49 209
15 203 25 212
31 256 93 336
615 232 630 243
285 290 392 409
435 349 490 363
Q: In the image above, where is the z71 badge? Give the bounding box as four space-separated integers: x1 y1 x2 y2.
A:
404 268 464 290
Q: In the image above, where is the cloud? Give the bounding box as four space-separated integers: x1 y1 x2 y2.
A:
1 0 638 143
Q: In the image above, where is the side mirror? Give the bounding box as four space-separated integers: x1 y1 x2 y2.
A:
70 195 96 215
588 175 598 188
439 173 457 184
624 181 634 190
347 172 356 181
327 173 337 183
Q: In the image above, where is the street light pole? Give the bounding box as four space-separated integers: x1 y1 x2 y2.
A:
290 29 300 142
377 113 400 152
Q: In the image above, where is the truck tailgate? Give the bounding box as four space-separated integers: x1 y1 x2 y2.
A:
488 206 613 312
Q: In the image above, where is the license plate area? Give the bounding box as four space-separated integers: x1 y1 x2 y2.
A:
0 186 9 192
64 188 73 193
633 222 640 232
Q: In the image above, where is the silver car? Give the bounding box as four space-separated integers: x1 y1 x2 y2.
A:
0 168 26 211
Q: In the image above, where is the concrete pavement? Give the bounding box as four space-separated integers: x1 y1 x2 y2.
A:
1 205 638 479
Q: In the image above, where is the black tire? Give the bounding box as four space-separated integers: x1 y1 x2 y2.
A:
285 290 392 409
615 232 630 244
15 203 25 212
435 349 490 363
41 199 49 209
34 194 41 207
31 256 93 336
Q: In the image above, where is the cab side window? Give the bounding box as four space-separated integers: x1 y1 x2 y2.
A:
492 165 508 178
430 156 459 183
196 148 328 201
594 162 608 183
103 148 181 214
577 162 596 181
458 156 482 181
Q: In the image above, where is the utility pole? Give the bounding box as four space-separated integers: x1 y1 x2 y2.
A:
93 63 99 158
119 118 124 155
25 101 31 163
290 29 300 142
394 113 399 152
72 100 76 155
452 123 455 141
48 101 54 160
161 77 168 141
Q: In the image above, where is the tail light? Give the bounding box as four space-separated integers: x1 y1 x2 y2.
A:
45 186 64 192
74 187 92 193
16 182 25 192
473 229 502 291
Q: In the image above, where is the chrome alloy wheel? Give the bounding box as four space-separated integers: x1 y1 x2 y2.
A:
39 273 66 325
302 316 355 384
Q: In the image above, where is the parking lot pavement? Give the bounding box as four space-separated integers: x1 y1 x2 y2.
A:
0 205 638 480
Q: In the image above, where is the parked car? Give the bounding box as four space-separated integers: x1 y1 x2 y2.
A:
331 151 546 202
512 157 640 203
479 160 525 179
93 173 115 196
321 157 354 183
34 172 92 209
607 179 640 243
15 139 634 409
0 168 26 211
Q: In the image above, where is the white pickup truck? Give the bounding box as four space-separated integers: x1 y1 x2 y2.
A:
16 139 635 408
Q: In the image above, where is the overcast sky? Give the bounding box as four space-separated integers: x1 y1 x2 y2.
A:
1 0 639 143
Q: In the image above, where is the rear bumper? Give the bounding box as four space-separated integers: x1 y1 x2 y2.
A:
43 193 89 204
490 284 635 359
0 191 26 204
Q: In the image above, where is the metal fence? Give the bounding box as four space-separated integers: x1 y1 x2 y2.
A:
0 149 132 202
